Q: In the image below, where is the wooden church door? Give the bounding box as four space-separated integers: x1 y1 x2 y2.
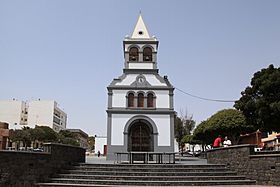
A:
128 121 153 152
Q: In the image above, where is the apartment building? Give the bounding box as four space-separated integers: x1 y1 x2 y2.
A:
28 100 67 132
0 99 28 129
0 99 67 132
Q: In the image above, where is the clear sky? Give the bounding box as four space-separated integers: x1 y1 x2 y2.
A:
1 0 280 136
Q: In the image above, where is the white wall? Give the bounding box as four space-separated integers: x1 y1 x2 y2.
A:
111 114 128 145
116 74 137 85
28 100 54 129
150 114 170 146
0 100 26 129
128 63 153 69
112 90 126 108
95 137 107 155
111 114 171 146
145 74 166 86
155 90 170 108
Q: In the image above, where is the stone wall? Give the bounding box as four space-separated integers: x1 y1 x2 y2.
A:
0 122 9 150
0 143 85 187
207 144 280 186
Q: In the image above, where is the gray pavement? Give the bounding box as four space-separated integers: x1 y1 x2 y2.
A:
86 155 114 164
86 155 207 165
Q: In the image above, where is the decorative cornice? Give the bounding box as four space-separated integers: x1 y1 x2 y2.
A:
123 69 159 74
123 40 159 44
107 86 174 91
107 108 175 115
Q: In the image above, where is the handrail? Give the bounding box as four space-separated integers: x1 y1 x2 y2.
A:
114 152 176 164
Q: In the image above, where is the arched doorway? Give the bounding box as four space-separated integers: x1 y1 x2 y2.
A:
128 120 153 152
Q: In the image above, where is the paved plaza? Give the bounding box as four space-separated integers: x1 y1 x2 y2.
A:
86 155 207 165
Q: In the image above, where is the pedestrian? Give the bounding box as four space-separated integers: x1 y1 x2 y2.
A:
213 135 222 148
223 136 232 147
97 150 101 157
262 143 268 151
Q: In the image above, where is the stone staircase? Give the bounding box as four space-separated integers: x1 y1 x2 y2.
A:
37 163 256 186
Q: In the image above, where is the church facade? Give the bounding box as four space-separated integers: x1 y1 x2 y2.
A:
106 15 175 160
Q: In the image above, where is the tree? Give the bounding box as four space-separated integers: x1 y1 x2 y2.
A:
59 130 77 139
182 135 201 145
21 127 32 149
8 126 82 148
30 126 45 148
87 136 95 151
234 64 280 132
37 126 58 142
174 113 196 154
9 129 23 149
58 130 79 146
192 109 254 145
192 120 213 151
9 127 32 150
175 117 185 154
185 116 196 135
207 109 253 144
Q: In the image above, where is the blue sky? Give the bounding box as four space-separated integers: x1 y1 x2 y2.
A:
1 0 280 136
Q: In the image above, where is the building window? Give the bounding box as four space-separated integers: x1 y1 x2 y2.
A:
137 93 144 107
147 93 154 107
128 93 134 107
129 47 139 61
53 116 60 124
143 47 152 61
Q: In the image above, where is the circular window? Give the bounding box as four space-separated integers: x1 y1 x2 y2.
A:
138 31 143 35
136 75 146 84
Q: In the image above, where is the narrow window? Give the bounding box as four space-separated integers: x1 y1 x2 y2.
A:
128 93 134 107
143 47 152 61
147 93 154 107
137 93 144 107
129 47 139 61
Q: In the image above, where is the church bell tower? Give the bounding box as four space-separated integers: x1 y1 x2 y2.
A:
123 14 158 71
106 14 175 160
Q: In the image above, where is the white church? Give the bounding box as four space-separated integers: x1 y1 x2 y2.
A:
106 15 175 160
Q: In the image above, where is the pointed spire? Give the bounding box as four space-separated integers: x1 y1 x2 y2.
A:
131 14 151 39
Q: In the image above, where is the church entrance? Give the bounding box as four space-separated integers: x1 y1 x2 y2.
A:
128 120 153 153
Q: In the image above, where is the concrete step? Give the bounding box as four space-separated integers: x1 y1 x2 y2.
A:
57 174 247 181
62 170 237 176
77 163 226 168
38 184 259 187
37 163 256 186
37 184 117 187
69 167 230 172
43 178 257 186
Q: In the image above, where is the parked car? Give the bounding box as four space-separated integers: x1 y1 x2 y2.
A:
254 147 262 152
33 148 44 152
6 147 15 151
